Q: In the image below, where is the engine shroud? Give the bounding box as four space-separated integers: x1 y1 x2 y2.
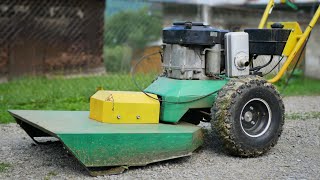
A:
162 22 228 80
163 22 228 46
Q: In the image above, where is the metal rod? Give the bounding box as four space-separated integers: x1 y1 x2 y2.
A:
268 5 320 83
258 0 275 29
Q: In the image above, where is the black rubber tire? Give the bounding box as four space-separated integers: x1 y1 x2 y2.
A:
211 76 285 157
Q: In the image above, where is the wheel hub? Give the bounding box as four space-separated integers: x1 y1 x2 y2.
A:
244 111 253 122
240 98 272 138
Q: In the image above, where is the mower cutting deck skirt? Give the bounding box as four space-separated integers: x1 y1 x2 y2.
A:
9 110 203 176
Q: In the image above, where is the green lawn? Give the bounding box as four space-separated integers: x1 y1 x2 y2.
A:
276 77 320 96
0 74 319 124
0 74 156 124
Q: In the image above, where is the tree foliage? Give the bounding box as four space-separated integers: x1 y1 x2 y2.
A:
104 8 162 49
104 8 162 72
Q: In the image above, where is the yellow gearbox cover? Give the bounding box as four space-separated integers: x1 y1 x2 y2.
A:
89 90 160 124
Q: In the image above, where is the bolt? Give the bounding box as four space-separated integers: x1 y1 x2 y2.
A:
241 116 244 120
136 115 140 119
251 121 255 125
250 106 254 110
117 115 121 119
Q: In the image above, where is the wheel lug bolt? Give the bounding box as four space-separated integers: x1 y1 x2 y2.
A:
251 121 255 125
250 106 254 110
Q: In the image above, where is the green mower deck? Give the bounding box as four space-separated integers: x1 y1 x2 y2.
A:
9 110 203 176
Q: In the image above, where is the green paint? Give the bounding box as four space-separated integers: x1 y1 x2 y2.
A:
285 0 298 10
8 77 228 171
60 130 202 167
9 110 203 169
145 77 229 123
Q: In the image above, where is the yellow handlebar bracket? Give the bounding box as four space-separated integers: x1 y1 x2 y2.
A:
268 5 320 83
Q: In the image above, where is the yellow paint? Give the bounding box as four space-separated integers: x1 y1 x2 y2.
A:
90 90 160 124
267 22 303 56
258 0 274 29
268 5 320 83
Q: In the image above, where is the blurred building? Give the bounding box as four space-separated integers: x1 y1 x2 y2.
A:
0 0 105 80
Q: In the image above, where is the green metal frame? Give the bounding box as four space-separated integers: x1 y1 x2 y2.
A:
145 77 229 123
9 110 203 176
8 77 229 175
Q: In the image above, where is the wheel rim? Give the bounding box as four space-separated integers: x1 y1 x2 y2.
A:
240 98 272 138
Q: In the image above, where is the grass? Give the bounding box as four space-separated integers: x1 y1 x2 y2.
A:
286 112 320 120
44 171 58 180
276 77 320 96
0 73 156 124
0 74 319 124
0 162 11 173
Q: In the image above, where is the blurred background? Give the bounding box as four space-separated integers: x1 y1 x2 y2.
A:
0 0 320 123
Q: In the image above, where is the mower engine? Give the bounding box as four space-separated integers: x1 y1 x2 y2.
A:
162 22 250 79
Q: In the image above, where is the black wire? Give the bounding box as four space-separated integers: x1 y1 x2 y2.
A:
130 51 220 104
130 51 161 75
250 55 273 71
249 54 258 69
139 87 220 104
263 56 284 76
282 34 311 91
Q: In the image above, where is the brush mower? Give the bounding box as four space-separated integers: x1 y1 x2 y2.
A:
9 1 320 176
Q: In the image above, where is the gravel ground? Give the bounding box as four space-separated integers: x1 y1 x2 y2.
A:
0 96 320 180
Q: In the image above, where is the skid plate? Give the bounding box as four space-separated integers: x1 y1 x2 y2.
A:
9 110 203 176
